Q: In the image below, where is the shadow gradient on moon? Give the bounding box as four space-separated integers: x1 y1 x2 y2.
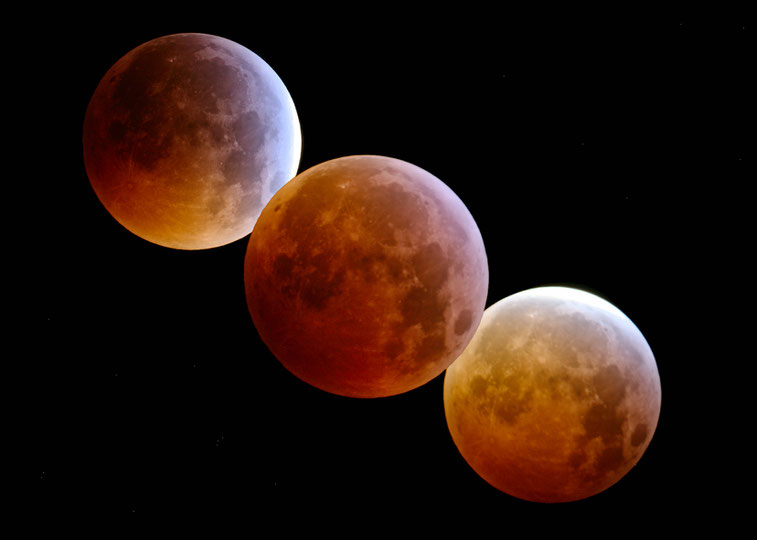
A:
443 286 661 503
83 33 301 249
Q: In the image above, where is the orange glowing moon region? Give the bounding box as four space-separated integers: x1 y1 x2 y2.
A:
83 33 301 250
443 286 661 502
244 155 489 398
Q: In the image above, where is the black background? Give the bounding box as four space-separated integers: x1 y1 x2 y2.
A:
28 4 747 532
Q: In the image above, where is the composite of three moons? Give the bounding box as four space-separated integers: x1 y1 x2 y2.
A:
83 33 662 503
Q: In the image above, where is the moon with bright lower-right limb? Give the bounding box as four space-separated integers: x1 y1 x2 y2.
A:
443 286 661 503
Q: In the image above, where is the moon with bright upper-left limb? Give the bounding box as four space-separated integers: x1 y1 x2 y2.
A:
82 32 301 250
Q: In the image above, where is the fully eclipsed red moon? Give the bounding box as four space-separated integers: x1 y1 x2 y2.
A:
443 286 661 502
244 155 489 398
83 33 301 250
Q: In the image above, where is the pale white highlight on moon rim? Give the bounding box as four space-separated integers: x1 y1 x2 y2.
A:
510 286 629 321
443 285 661 502
83 32 302 250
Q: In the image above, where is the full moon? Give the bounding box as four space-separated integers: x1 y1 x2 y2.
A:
83 33 301 250
244 155 489 398
443 286 661 502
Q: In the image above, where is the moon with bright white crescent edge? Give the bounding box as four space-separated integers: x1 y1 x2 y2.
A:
443 286 661 502
83 33 301 250
244 155 489 398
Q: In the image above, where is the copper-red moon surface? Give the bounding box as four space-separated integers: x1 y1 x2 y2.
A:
244 155 489 398
443 286 661 502
82 33 301 250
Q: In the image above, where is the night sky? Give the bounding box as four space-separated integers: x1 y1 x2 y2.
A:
29 6 747 531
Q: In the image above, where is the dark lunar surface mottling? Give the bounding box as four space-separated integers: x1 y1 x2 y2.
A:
83 33 300 249
245 156 488 397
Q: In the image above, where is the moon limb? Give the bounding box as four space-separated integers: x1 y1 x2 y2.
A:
443 286 661 502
